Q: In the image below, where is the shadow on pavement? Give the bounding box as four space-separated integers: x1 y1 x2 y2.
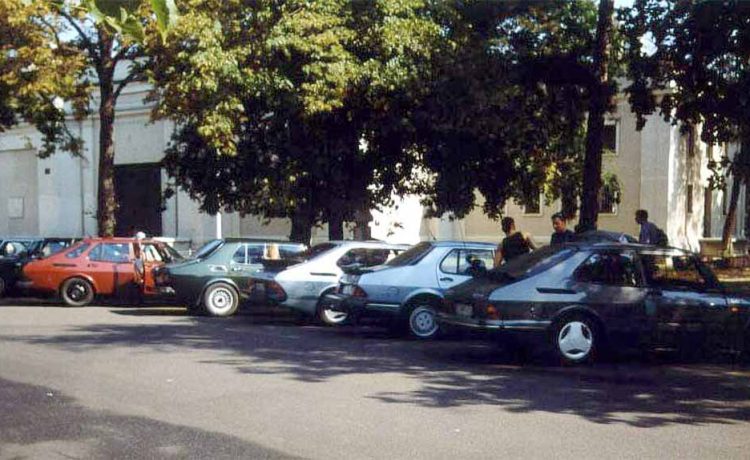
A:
8 317 750 428
0 377 295 459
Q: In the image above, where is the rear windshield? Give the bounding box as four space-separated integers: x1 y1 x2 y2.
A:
193 240 223 260
386 242 433 267
493 245 576 280
296 243 338 261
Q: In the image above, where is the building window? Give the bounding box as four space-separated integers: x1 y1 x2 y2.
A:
598 182 619 214
603 121 618 155
687 125 696 158
522 190 542 215
686 184 693 214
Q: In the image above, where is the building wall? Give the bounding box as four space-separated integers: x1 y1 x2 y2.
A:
0 147 39 236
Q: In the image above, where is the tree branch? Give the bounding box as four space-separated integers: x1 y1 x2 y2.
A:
59 10 100 66
113 67 145 101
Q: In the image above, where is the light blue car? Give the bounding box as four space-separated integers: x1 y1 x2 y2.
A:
324 241 496 338
248 241 409 320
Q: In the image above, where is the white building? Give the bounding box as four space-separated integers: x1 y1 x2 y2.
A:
0 81 745 253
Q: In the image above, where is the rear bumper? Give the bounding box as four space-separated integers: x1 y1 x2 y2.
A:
325 293 400 315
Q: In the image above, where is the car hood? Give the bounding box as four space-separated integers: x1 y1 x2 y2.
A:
164 259 202 270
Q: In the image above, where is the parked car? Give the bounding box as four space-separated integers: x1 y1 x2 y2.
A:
0 237 79 297
154 238 307 317
324 241 496 338
437 242 750 364
248 241 409 321
21 237 182 306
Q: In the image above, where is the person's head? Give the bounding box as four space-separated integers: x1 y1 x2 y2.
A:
635 209 648 225
551 212 567 233
501 217 515 235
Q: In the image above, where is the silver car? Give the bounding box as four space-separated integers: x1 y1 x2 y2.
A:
324 241 497 339
248 241 408 319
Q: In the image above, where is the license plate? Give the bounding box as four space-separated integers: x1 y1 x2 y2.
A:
455 303 473 318
342 284 354 295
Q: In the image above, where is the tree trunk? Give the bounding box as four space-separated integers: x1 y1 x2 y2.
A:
328 208 344 241
290 212 313 246
721 134 750 254
721 177 741 255
96 28 117 237
577 0 615 233
352 204 372 241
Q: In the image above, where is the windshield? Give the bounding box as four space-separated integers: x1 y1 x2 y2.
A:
386 242 433 267
492 245 576 280
193 240 223 260
159 244 185 263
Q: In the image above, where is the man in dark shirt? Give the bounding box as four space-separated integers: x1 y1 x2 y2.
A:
550 212 576 245
494 217 536 267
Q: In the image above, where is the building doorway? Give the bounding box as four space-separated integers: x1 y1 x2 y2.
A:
114 163 163 237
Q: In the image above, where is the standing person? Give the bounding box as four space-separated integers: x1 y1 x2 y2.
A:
550 212 577 245
494 217 537 267
635 209 665 245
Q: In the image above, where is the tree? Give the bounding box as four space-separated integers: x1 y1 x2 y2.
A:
0 1 87 156
4 0 176 237
396 1 601 221
577 0 615 232
151 0 443 244
620 0 750 252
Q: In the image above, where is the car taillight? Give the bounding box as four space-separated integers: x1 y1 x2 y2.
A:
265 281 287 301
485 304 500 321
351 286 367 298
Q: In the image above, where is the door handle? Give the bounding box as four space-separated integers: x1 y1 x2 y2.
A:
440 277 453 282
231 267 243 272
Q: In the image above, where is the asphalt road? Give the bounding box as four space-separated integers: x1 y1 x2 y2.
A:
1 300 749 459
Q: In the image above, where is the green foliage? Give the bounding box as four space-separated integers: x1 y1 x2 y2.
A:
0 0 88 156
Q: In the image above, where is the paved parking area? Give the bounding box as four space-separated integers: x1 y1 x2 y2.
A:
1 301 749 459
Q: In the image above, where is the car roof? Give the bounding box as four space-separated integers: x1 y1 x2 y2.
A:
426 240 497 248
564 241 690 253
326 240 411 249
221 237 306 245
80 237 161 244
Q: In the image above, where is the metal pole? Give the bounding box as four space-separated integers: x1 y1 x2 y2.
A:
215 211 222 239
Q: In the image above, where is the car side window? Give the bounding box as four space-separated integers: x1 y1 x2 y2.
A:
90 243 131 263
247 245 264 264
641 254 706 291
232 245 248 264
439 249 461 274
66 243 90 259
0 241 26 258
457 249 494 274
576 252 641 287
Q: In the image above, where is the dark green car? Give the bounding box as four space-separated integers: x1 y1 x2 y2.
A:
155 238 306 316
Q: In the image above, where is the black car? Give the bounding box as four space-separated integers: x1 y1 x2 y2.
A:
437 242 750 364
0 237 79 297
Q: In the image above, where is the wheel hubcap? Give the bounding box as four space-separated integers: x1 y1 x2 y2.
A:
322 305 347 324
210 288 233 311
410 306 438 338
558 321 593 361
68 282 87 301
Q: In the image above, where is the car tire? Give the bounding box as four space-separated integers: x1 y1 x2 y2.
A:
316 295 348 326
0 276 6 298
202 283 239 317
402 302 440 340
61 277 95 307
552 314 600 365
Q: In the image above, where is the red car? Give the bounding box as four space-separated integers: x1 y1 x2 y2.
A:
21 237 182 306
